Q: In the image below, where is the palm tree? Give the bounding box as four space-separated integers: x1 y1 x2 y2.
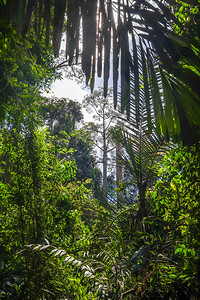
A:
113 126 167 218
112 70 169 218
1 0 200 144
112 38 176 218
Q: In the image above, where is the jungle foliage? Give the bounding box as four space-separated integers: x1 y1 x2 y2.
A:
0 0 200 299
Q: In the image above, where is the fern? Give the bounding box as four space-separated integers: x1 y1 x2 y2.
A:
27 229 150 299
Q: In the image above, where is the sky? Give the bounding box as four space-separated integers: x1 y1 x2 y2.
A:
51 77 88 100
44 76 93 122
47 65 113 123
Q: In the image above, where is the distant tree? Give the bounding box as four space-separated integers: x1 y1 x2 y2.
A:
40 96 102 198
70 130 103 199
40 96 83 135
83 88 121 202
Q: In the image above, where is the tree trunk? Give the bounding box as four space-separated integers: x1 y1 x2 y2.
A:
102 106 108 201
137 181 147 220
116 144 123 208
102 145 107 201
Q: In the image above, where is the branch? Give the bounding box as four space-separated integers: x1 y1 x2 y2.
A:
93 143 103 151
105 116 116 132
55 60 81 69
107 146 116 153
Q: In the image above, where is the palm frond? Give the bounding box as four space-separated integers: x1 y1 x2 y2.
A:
66 0 80 65
44 0 51 45
52 0 67 57
2 0 200 144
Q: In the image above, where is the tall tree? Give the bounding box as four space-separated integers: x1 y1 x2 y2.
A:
83 89 119 202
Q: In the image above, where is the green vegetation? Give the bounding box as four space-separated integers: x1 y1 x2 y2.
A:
0 1 200 299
